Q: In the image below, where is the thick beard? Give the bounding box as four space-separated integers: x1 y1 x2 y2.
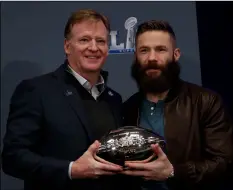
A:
131 57 180 94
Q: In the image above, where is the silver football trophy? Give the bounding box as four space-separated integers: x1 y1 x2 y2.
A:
97 126 166 166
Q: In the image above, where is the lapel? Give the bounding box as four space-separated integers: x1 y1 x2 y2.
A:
123 92 142 126
52 63 94 142
101 88 123 129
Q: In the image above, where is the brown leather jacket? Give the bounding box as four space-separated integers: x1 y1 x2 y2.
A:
123 80 233 190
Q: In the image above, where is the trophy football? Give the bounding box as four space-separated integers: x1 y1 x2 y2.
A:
96 126 166 166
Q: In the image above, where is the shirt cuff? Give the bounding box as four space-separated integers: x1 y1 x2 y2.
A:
68 161 74 180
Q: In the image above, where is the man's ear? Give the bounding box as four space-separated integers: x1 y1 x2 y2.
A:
174 48 181 62
64 39 71 55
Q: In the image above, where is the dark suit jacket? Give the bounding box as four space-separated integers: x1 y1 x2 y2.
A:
1 63 131 190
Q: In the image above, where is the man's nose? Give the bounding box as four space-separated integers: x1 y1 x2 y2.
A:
88 40 98 51
148 50 158 62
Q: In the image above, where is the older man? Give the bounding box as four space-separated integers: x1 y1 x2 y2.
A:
2 9 132 190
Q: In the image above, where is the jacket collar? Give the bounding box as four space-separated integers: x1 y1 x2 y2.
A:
53 59 109 84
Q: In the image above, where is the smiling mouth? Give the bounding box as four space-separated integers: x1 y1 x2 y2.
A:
85 56 100 60
146 69 161 73
145 69 161 77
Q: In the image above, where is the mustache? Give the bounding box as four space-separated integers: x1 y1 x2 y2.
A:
138 61 164 72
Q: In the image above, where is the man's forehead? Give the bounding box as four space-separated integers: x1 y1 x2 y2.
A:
137 31 172 46
72 20 108 36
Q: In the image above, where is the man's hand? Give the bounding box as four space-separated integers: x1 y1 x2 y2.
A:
71 140 123 179
121 144 173 181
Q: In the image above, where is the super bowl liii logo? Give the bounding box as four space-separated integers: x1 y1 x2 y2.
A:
109 17 138 54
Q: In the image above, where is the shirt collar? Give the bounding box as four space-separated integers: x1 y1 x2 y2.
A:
67 65 105 91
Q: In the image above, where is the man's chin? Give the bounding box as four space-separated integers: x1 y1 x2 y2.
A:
138 77 170 93
82 63 103 72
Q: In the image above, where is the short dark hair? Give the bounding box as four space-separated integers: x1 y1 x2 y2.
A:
135 20 176 44
64 9 110 39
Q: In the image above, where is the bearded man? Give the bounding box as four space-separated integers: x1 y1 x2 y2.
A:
122 20 233 190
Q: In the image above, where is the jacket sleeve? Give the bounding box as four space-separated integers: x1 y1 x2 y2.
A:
1 80 70 188
173 93 233 185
